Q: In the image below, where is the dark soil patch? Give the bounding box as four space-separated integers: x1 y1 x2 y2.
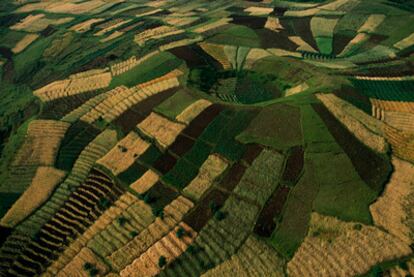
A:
272 7 287 16
242 144 263 165
133 87 179 115
254 186 290 237
169 135 195 157
144 182 179 211
2 59 14 82
289 17 318 51
168 45 207 68
40 26 57 37
333 85 372 114
362 63 414 77
113 108 145 134
0 192 20 220
182 104 224 139
0 47 13 60
0 13 28 27
183 189 229 232
332 31 355 56
231 15 267 29
40 90 100 119
139 145 163 166
151 9 172 17
162 158 199 189
218 162 247 192
117 161 147 185
75 57 111 73
256 29 298 51
281 146 304 186
193 44 226 70
0 226 12 248
312 103 392 193
152 152 177 175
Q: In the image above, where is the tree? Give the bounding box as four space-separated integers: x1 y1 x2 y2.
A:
143 193 153 204
130 230 139 238
98 198 111 209
209 201 219 213
83 262 93 271
158 256 167 268
153 207 164 219
176 227 185 238
214 210 226 221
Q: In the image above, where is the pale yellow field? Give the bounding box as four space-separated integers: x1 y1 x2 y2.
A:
135 26 184 46
58 247 109 277
244 48 272 69
164 15 199 27
183 154 228 201
358 14 386 33
394 32 414 50
70 18 105 33
244 6 273 16
130 170 159 194
371 98 414 114
370 157 414 244
265 16 284 32
12 34 39 54
288 213 412 277
97 132 150 176
383 111 414 133
176 99 212 124
199 42 232 69
137 112 186 149
316 93 388 153
289 36 318 52
310 16 340 38
338 33 369 57
192 18 232 33
0 167 66 228
285 83 309 97
17 0 123 15
384 125 414 164
202 235 285 277
108 196 194 271
120 223 197 277
44 192 138 276
34 69 112 102
11 13 74 32
94 19 132 37
12 120 70 167
110 56 139 76
159 36 203 51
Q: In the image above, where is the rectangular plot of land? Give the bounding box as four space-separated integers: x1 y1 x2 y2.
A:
182 104 224 138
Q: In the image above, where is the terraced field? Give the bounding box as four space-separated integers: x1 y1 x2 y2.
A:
0 0 413 276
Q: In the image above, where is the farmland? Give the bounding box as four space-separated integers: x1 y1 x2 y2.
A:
0 0 414 276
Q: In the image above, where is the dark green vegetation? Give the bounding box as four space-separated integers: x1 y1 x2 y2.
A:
237 104 302 150
109 51 183 89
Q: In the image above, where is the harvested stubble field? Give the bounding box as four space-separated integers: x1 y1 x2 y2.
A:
1 0 414 276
